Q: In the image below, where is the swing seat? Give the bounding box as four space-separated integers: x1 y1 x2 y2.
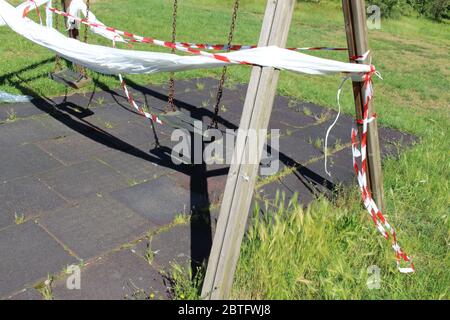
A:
49 68 92 89
158 110 210 138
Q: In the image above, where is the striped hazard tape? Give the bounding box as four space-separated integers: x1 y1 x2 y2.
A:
351 66 414 273
175 42 347 52
48 7 253 66
111 37 164 125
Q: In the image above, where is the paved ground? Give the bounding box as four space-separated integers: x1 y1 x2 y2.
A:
0 77 416 300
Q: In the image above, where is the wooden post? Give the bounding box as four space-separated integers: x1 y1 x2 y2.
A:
202 0 296 300
342 0 385 211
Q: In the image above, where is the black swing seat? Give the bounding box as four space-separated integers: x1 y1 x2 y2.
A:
158 110 211 138
49 68 92 89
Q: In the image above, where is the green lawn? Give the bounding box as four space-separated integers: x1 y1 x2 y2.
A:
1 0 449 299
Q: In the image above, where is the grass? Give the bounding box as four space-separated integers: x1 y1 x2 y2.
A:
14 212 25 225
35 275 54 300
6 108 17 122
143 237 155 265
0 0 449 299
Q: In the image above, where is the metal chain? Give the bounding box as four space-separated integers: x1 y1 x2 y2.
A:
80 0 91 78
54 0 62 71
166 0 178 113
211 0 239 129
83 0 90 44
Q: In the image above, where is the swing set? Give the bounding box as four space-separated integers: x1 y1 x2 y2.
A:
0 0 415 300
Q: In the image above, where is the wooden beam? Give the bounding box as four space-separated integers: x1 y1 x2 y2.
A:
202 0 296 300
342 0 385 211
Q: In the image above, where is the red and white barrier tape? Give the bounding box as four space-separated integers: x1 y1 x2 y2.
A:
118 74 164 125
48 7 253 66
350 66 414 273
24 0 42 25
48 7 347 65
110 38 164 125
175 42 347 52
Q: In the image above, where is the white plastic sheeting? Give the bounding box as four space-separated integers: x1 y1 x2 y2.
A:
0 0 371 76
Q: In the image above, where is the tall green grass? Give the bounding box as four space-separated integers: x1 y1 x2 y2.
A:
232 189 448 299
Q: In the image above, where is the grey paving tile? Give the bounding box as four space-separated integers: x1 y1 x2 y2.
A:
277 134 324 165
0 118 68 147
82 105 140 129
36 134 111 166
111 176 208 226
305 148 355 186
96 149 171 184
109 121 158 148
0 102 45 122
52 249 168 300
132 223 213 270
256 174 316 209
37 160 129 200
169 168 227 205
0 221 77 298
379 126 417 158
0 144 62 182
280 172 321 206
269 109 316 130
39 195 153 260
0 176 67 229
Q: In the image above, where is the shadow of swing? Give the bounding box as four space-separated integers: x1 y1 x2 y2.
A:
3 63 340 283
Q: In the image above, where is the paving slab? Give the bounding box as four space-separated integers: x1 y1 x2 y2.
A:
0 144 62 182
257 173 317 209
0 118 69 147
36 134 111 166
52 249 168 300
305 148 355 187
37 160 130 201
109 121 159 148
111 175 209 226
277 133 324 165
0 176 67 229
96 149 171 184
168 168 227 205
0 101 46 122
0 221 77 298
39 195 153 260
82 105 141 129
269 108 317 130
379 126 417 158
132 222 213 271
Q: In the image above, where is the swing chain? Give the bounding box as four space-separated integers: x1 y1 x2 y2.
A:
166 0 178 112
211 0 239 129
83 0 90 44
54 0 62 71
